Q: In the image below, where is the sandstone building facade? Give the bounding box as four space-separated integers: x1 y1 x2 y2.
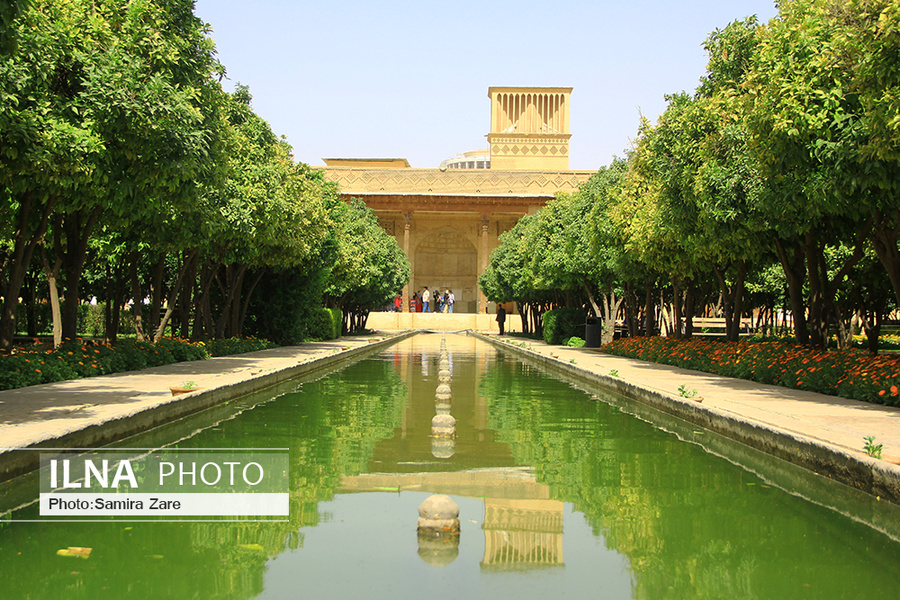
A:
321 87 594 319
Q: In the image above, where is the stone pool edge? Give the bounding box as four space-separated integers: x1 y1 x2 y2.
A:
0 331 415 482
474 332 900 506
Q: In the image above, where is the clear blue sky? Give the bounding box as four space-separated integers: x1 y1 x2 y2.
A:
193 0 779 171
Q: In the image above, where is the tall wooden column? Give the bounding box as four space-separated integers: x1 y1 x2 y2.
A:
479 214 489 313
402 211 411 311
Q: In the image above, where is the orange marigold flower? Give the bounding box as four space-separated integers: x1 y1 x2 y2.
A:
879 390 886 396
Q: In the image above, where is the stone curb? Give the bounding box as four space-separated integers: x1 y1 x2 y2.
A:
0 331 415 482
474 332 900 506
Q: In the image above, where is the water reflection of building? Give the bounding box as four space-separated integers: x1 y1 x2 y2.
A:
481 498 564 569
340 471 566 571
341 335 567 571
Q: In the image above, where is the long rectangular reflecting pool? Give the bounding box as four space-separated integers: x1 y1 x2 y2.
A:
1 333 900 599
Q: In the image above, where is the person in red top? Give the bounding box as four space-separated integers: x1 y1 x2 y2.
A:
393 294 402 312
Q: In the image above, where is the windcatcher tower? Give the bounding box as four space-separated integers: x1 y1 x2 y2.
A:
487 87 572 170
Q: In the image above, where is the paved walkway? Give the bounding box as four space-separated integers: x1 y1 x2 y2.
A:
0 334 408 480
1 329 899 504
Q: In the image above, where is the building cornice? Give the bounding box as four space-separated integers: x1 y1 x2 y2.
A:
320 167 595 200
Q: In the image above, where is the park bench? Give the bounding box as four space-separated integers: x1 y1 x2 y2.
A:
691 317 754 337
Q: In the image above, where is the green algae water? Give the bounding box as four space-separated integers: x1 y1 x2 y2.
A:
1 334 900 599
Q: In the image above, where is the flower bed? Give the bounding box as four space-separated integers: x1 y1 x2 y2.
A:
0 337 278 391
602 336 900 407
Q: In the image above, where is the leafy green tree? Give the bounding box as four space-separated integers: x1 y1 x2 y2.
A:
186 86 331 341
0 0 28 54
479 215 557 336
0 0 222 346
744 0 880 347
573 159 631 343
324 199 410 333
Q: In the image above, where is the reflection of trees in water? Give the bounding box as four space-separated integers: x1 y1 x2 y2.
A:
478 355 900 599
0 359 408 600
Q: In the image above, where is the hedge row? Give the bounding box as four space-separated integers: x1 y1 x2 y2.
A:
0 337 277 391
602 336 900 407
543 308 587 345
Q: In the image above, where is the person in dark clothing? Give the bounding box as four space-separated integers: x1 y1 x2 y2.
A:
496 305 507 335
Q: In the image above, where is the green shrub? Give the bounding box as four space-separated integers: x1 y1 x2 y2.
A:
0 336 277 391
205 337 277 357
245 268 328 345
155 337 209 362
326 308 342 339
304 307 344 341
565 336 586 347
543 308 587 345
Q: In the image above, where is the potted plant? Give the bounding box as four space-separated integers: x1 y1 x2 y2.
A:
170 380 202 396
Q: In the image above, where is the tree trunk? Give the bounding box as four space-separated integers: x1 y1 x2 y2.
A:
600 289 622 345
712 260 746 342
730 260 747 342
643 279 655 336
106 266 125 344
871 209 900 308
190 262 217 341
59 208 101 341
104 264 112 342
774 237 809 345
237 269 265 337
804 227 866 350
150 253 165 332
684 281 695 339
671 279 683 340
624 281 639 337
517 305 528 335
22 269 38 338
41 248 63 348
803 233 828 348
129 253 146 341
154 250 198 343
0 193 54 349
215 264 246 339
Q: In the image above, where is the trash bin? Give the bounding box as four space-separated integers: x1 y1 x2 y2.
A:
585 316 601 348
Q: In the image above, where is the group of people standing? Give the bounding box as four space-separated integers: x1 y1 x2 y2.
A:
406 286 455 313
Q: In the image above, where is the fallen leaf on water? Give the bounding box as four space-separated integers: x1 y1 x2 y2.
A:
56 548 90 559
239 544 265 552
147 555 164 560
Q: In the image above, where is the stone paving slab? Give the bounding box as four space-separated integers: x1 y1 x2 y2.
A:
477 332 900 504
0 333 412 480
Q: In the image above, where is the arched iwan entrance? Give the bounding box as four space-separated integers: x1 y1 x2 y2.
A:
412 228 478 313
